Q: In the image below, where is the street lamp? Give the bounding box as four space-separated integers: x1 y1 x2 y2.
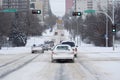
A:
97 0 116 50
69 17 73 40
84 0 116 50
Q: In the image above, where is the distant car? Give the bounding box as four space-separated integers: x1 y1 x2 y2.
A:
51 44 75 62
61 41 78 57
43 41 54 50
41 44 49 51
31 44 44 53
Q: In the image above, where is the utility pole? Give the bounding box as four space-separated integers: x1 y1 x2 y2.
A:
75 0 76 12
74 0 79 46
112 0 115 50
106 0 109 47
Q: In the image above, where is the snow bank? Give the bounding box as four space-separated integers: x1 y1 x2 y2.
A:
78 46 120 53
26 37 45 47
0 47 31 54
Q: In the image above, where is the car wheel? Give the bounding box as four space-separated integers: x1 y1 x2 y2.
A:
74 54 77 57
71 59 74 63
51 57 55 63
51 59 54 63
71 58 75 63
32 51 34 53
42 50 44 53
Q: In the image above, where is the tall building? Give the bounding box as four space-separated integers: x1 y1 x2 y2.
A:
30 0 44 21
30 0 50 21
43 0 51 19
0 0 2 8
65 0 74 14
30 0 43 10
76 0 108 12
2 0 29 11
76 0 120 13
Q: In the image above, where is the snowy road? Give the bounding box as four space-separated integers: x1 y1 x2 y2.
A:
0 51 120 80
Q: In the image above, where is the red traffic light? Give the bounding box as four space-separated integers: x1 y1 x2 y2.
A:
32 10 41 14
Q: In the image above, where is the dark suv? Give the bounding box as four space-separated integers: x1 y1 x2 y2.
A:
61 41 78 57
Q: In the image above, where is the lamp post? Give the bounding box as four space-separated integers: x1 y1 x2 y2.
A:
96 0 115 49
112 0 115 50
74 0 79 46
105 0 109 47
69 17 72 41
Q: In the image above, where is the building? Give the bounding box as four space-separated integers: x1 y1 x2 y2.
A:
2 0 29 11
30 0 50 21
0 0 2 8
76 0 108 12
65 0 74 14
30 0 43 20
43 0 50 16
30 0 43 10
76 0 120 13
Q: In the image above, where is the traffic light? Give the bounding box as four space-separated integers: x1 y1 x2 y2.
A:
72 12 82 16
112 24 116 32
32 10 41 14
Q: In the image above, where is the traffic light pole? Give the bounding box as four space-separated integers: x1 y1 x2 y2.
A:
75 0 79 46
84 0 115 50
112 0 115 51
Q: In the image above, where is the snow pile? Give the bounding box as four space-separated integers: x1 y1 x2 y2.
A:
42 29 54 36
25 37 45 47
78 46 120 53
0 47 31 54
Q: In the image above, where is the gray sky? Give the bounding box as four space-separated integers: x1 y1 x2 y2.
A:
49 0 65 17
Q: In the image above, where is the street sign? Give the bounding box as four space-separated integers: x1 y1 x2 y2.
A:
56 19 62 24
3 9 17 12
84 10 95 13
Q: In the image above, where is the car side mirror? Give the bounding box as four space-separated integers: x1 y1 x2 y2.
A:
76 45 78 47
50 48 53 51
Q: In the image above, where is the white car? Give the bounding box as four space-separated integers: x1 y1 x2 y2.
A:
51 44 75 62
31 44 44 53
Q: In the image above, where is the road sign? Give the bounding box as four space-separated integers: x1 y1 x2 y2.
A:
84 10 95 13
56 19 62 24
3 9 17 12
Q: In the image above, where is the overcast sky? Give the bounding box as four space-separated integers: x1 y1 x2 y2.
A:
49 0 65 17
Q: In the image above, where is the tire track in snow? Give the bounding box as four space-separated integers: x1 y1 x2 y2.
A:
0 54 40 78
0 54 28 68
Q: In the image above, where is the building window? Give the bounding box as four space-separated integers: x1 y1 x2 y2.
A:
87 0 93 9
31 0 36 2
30 3 35 9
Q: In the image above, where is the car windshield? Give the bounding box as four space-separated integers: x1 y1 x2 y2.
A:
56 46 69 50
62 42 75 47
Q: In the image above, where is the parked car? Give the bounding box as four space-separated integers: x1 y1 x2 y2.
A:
31 44 44 53
51 44 75 62
61 41 78 57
